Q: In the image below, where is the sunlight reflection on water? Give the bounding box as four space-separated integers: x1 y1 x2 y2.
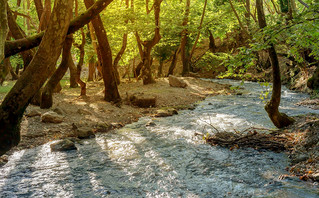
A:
0 79 319 197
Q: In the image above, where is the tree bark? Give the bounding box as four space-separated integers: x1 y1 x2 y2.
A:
208 30 216 53
84 0 121 102
166 47 180 77
138 0 163 85
157 60 163 77
181 0 190 76
34 0 44 21
88 22 103 78
41 35 73 109
73 28 87 95
68 56 79 88
113 33 127 85
38 0 51 32
256 0 294 128
88 58 96 81
0 58 10 85
0 0 73 156
0 0 8 63
5 0 114 58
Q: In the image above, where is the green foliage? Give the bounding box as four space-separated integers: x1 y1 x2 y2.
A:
258 82 272 103
0 80 15 93
219 47 256 79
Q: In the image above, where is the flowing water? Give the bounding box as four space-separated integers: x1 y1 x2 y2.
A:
1 79 319 197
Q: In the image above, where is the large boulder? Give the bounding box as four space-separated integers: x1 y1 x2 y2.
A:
169 75 187 88
50 139 77 152
41 111 64 123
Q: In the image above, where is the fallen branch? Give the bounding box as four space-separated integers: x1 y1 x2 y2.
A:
205 130 291 152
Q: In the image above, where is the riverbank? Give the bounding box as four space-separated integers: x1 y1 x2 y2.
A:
0 77 232 163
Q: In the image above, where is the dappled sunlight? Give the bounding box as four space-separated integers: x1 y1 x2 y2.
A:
0 80 318 197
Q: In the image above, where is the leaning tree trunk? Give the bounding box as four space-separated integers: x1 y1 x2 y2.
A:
84 0 121 102
256 0 294 128
0 0 73 156
40 35 73 109
0 0 8 63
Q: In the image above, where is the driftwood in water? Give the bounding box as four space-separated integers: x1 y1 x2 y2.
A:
205 129 291 152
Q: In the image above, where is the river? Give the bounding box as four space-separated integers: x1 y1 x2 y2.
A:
0 79 318 197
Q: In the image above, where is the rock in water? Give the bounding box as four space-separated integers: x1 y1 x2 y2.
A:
41 111 64 123
75 127 95 139
154 109 178 117
169 75 187 88
50 139 77 152
312 173 319 181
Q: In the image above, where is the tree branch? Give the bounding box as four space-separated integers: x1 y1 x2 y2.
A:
5 0 113 58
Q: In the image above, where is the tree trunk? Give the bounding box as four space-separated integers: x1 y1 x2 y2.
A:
157 60 163 77
68 57 78 87
73 31 87 96
9 62 19 80
38 0 51 32
41 35 73 109
166 47 179 77
134 61 143 78
88 22 103 78
245 0 250 27
84 0 121 102
181 0 190 76
141 0 162 84
5 0 114 58
307 63 319 90
0 0 73 156
208 30 216 53
0 58 10 85
34 0 44 21
256 0 294 128
88 58 96 81
113 33 128 85
0 0 8 63
73 0 86 96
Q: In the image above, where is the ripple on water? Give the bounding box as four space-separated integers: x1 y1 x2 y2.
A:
0 80 319 197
